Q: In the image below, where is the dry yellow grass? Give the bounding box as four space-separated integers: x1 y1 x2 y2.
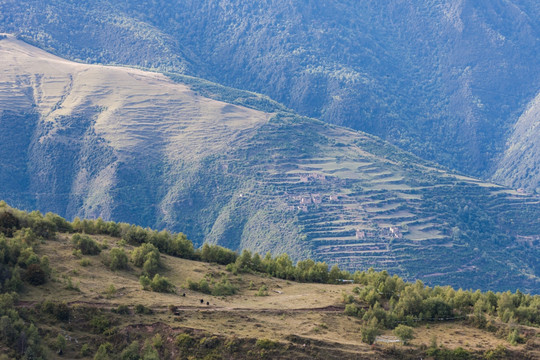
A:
19 233 537 359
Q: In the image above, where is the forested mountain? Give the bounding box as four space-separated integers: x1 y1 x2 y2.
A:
1 0 539 189
1 35 539 292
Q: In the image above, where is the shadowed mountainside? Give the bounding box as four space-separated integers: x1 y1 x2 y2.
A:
493 92 540 193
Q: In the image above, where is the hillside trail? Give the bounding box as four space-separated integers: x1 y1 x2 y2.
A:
16 300 344 314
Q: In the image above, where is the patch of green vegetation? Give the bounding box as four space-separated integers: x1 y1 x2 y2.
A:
71 234 101 255
140 274 175 293
187 274 238 296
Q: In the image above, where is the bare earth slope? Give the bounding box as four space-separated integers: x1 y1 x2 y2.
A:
0 35 539 292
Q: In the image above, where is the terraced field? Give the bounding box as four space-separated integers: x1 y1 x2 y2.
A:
1 35 539 292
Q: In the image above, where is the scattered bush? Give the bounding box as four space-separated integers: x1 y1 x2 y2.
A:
80 343 92 357
108 248 129 270
93 342 113 360
212 277 238 296
123 225 149 245
90 315 111 334
255 338 278 349
135 304 153 315
152 334 163 349
361 320 381 345
426 346 471 359
256 285 268 296
115 304 130 315
176 333 193 350
55 334 66 353
140 274 175 293
131 243 161 276
507 329 524 345
24 263 47 285
72 234 101 255
0 211 20 237
120 340 140 360
393 324 414 345
187 275 237 296
200 243 237 265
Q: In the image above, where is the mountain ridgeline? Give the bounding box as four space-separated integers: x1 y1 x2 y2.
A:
1 0 539 192
0 36 539 293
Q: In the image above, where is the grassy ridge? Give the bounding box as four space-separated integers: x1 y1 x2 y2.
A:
0 202 538 359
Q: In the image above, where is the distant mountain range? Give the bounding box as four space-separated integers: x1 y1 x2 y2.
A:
1 0 539 193
0 35 539 292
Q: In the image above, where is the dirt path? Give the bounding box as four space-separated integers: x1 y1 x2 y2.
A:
17 300 344 314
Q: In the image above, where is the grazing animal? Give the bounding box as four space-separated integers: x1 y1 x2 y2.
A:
200 299 204 304
182 293 186 297
206 302 209 306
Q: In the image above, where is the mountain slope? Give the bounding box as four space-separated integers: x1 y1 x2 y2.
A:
493 91 540 193
0 35 539 292
1 0 539 183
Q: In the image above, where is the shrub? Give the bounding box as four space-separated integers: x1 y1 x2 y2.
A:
80 344 92 357
105 284 116 298
44 212 72 233
115 305 130 315
200 243 238 265
90 315 111 334
187 278 211 294
152 334 163 349
131 243 161 276
80 258 91 267
168 233 195 259
256 338 278 349
175 333 193 349
344 303 361 317
135 304 153 315
72 234 101 255
55 334 66 353
55 302 70 322
141 274 175 293
65 276 80 291
131 243 160 267
212 277 238 296
361 321 381 345
41 301 70 321
123 225 148 245
484 345 508 359
109 248 129 270
140 275 151 290
256 285 268 297
149 274 175 293
0 211 20 237
94 342 112 360
393 324 414 345
426 347 471 359
507 329 523 345
120 341 140 360
24 263 47 285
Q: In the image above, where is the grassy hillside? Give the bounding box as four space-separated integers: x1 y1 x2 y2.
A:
0 35 539 292
0 204 538 359
1 0 539 184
